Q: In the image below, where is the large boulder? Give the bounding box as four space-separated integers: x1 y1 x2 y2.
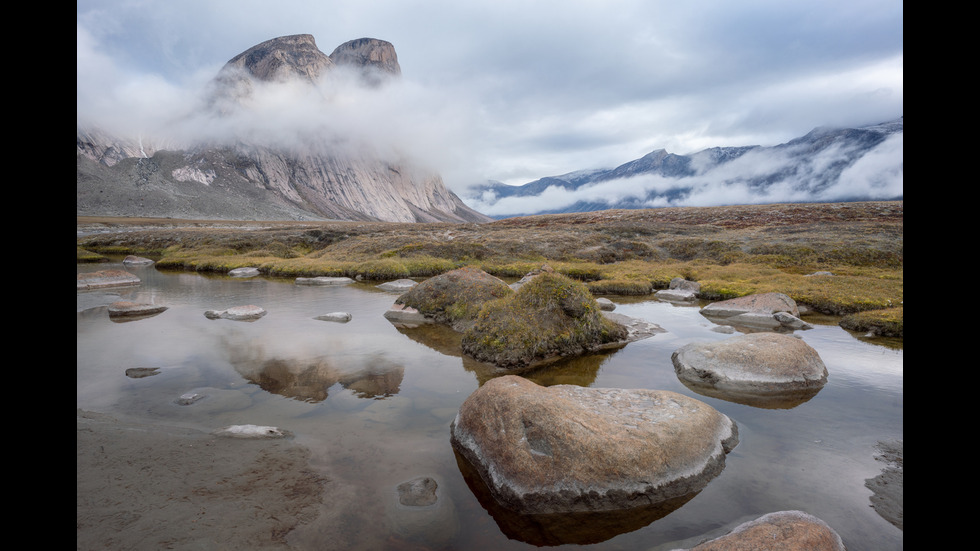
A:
672 333 828 400
450 375 738 515
674 510 846 551
461 272 629 369
700 292 811 331
385 267 513 331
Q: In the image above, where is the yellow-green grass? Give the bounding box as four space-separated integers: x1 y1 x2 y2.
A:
840 306 903 337
76 247 109 263
77 203 903 334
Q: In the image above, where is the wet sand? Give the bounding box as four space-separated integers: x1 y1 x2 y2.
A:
76 409 328 550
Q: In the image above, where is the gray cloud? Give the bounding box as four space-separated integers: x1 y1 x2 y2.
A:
77 0 903 193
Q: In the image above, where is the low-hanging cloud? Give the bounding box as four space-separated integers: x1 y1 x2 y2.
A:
77 28 479 182
464 131 903 216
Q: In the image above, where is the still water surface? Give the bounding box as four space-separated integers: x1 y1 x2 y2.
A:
77 262 903 550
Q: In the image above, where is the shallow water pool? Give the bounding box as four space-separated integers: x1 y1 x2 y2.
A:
77 262 902 550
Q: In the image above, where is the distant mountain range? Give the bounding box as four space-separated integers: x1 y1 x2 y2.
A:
461 117 903 218
76 34 491 223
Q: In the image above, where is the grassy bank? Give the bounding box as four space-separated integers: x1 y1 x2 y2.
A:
77 201 903 336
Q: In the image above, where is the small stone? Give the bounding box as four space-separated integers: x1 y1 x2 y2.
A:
295 276 355 286
214 425 291 438
596 297 616 311
314 312 352 322
175 392 207 405
229 267 260 277
122 255 154 265
377 279 419 292
204 305 267 321
125 367 161 378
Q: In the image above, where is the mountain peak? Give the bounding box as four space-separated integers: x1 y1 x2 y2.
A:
330 38 401 76
223 34 333 84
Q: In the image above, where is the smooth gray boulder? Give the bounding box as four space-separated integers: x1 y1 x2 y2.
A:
383 303 433 326
213 424 291 438
314 312 352 323
377 279 419 292
602 312 666 342
204 305 267 321
77 270 140 290
655 288 698 302
450 375 738 515
672 333 828 394
671 510 845 551
122 255 154 265
596 297 616 311
656 277 700 302
700 292 811 330
229 267 260 277
295 276 355 286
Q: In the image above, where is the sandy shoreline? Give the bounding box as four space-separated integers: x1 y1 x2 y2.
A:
76 409 327 550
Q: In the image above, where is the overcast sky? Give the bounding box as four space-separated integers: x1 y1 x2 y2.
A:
77 0 903 191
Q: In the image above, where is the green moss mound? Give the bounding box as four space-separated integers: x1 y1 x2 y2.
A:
461 272 629 369
840 306 903 338
396 266 514 329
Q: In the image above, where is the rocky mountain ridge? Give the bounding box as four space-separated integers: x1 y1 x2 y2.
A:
465 117 903 218
77 34 491 223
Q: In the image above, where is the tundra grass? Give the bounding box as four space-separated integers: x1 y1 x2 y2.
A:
77 203 903 335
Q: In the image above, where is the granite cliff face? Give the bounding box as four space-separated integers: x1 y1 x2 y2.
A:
76 34 491 223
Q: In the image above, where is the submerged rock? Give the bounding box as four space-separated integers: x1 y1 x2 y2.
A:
397 476 439 507
295 276 355 285
672 332 828 396
450 375 738 515
125 367 161 379
673 510 845 551
77 270 140 290
204 304 267 321
388 475 459 547
107 301 168 319
175 392 207 405
122 255 154 265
